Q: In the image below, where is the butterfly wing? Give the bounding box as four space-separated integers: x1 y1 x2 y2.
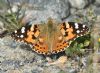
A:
60 22 89 41
11 24 39 44
52 22 89 54
11 24 50 55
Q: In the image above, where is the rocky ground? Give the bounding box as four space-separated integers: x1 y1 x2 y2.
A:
0 0 100 73
0 36 91 73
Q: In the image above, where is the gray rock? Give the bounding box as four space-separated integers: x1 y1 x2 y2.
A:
69 69 78 73
9 0 70 24
68 0 88 9
94 6 100 15
94 0 100 6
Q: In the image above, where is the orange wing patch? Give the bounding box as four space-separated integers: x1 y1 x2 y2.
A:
52 41 69 53
65 27 76 41
24 30 36 44
33 43 49 55
25 25 40 44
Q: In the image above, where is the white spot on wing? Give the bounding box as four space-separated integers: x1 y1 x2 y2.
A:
80 34 83 36
20 35 24 38
76 30 80 33
21 27 25 33
15 30 17 33
83 25 86 28
75 23 79 29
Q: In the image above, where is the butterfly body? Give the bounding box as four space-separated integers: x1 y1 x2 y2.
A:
11 21 89 55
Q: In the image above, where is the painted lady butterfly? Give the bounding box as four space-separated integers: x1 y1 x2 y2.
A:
11 21 89 55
